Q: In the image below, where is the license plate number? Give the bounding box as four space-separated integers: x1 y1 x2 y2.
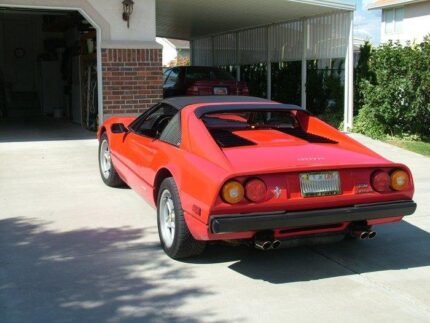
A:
299 171 341 197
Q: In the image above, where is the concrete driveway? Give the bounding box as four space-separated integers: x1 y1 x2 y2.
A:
1 122 429 322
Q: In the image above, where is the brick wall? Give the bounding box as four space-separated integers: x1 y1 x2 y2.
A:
101 48 163 119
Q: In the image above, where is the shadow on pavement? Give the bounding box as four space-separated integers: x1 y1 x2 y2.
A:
0 118 95 143
0 218 213 323
189 220 430 284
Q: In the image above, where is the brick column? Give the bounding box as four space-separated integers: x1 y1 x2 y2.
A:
101 48 163 120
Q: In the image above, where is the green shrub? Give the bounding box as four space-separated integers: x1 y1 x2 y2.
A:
240 63 267 98
354 41 375 114
306 59 345 128
356 38 430 139
271 61 301 105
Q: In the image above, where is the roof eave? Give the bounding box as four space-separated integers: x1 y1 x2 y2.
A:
367 0 427 10
290 0 356 10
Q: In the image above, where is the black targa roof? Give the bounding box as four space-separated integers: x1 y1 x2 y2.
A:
161 96 304 116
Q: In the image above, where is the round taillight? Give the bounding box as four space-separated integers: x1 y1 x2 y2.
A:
371 170 391 192
391 169 409 191
245 178 267 202
221 180 244 204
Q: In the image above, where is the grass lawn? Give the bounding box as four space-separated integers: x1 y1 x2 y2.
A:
385 138 430 157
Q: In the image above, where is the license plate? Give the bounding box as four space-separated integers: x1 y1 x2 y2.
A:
299 171 341 197
213 87 228 95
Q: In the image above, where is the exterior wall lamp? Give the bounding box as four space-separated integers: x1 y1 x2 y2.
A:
122 0 134 28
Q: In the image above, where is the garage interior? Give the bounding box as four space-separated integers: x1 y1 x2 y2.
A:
0 8 98 141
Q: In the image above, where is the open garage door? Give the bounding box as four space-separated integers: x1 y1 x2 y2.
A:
0 8 99 141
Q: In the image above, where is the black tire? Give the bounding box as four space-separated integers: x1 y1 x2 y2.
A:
98 133 125 187
157 177 206 259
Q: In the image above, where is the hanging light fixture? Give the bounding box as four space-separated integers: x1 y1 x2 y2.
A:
122 0 134 28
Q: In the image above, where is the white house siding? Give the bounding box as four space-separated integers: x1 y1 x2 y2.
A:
0 0 160 48
87 0 156 44
156 38 178 66
381 1 430 44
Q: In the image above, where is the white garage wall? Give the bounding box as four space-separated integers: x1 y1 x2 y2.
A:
0 0 159 47
87 0 156 44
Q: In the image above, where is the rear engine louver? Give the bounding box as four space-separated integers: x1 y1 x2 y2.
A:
278 128 337 144
210 129 256 148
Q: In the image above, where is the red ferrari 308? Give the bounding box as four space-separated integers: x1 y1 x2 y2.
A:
98 96 416 259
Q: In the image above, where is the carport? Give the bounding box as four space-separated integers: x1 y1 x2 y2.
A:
156 0 356 131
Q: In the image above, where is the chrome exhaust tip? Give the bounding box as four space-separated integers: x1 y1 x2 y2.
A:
351 230 369 240
272 240 281 249
255 240 272 251
360 231 369 240
367 231 377 239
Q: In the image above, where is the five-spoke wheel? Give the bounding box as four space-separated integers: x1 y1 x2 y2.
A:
157 178 206 259
98 133 124 187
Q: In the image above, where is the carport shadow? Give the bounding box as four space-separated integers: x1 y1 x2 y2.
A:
0 118 95 142
0 218 216 323
188 220 430 284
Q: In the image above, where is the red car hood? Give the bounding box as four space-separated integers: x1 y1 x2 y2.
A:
220 130 390 174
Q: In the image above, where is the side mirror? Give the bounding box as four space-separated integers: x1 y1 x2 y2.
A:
111 123 128 134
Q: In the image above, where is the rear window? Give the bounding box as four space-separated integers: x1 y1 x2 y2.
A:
185 67 235 81
201 110 300 148
201 110 336 147
202 111 299 130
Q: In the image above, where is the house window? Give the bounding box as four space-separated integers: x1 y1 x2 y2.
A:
384 7 404 34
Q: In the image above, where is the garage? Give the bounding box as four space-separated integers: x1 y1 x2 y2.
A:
0 7 101 141
0 0 162 142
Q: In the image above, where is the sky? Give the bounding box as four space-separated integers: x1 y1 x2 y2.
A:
354 0 382 44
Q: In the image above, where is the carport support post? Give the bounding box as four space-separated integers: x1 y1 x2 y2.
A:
301 19 308 109
266 26 271 100
343 11 354 132
236 32 241 82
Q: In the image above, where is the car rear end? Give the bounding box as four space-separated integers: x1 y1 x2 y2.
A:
188 104 417 247
184 66 248 96
209 166 415 245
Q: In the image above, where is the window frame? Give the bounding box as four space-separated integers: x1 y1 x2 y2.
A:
384 7 404 35
163 69 172 85
164 67 180 87
128 103 180 143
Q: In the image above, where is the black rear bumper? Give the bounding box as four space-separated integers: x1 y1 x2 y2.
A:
210 200 417 234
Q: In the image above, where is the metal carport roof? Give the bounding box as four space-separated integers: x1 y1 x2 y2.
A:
155 0 356 131
156 0 355 40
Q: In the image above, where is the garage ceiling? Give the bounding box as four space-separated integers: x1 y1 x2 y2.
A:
156 0 355 40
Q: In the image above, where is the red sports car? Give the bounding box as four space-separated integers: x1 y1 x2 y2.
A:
98 96 416 259
163 66 248 98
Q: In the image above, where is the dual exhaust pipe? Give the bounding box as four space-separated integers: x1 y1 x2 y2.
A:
254 239 281 250
352 229 377 240
254 228 376 250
